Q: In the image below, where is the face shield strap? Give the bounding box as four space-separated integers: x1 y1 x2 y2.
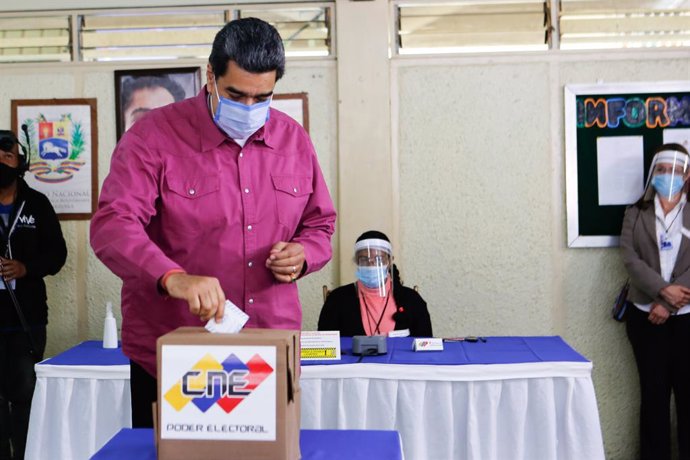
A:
354 238 392 256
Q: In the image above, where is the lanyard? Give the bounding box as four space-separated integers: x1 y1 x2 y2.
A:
362 293 391 335
657 203 684 236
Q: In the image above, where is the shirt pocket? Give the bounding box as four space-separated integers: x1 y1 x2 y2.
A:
271 174 313 231
163 174 224 233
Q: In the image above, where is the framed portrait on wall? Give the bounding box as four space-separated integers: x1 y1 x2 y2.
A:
271 93 309 133
11 98 98 220
565 81 690 248
114 67 202 139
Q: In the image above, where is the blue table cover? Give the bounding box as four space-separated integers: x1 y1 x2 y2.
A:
41 341 129 366
301 336 589 366
43 336 588 369
90 428 403 460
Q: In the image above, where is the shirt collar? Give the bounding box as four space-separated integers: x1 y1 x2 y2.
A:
197 88 276 152
654 193 687 222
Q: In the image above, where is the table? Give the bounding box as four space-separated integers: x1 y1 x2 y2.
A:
25 341 131 460
90 428 403 460
300 336 605 460
27 336 605 460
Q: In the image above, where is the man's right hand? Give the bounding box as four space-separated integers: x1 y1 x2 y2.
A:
164 273 226 322
660 284 690 309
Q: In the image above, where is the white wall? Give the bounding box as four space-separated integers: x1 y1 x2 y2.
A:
394 50 690 459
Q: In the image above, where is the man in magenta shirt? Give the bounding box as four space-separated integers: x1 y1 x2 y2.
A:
90 18 336 427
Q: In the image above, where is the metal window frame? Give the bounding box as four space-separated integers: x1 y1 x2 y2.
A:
391 0 690 56
0 2 335 64
392 0 552 56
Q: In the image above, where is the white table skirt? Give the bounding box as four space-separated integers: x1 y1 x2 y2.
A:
25 365 131 460
300 362 605 460
25 344 605 460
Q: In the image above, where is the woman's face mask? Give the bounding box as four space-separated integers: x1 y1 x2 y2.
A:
652 173 685 198
356 265 388 289
212 80 271 140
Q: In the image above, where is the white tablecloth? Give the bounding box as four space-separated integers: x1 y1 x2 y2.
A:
25 362 131 460
300 362 605 460
25 338 605 460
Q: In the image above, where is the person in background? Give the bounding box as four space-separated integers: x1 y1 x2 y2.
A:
120 75 187 132
0 130 66 460
91 18 336 428
318 230 432 337
620 143 690 460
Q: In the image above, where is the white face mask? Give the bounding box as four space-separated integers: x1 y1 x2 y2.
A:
212 80 271 140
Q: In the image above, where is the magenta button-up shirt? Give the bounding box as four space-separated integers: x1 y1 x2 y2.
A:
90 90 336 375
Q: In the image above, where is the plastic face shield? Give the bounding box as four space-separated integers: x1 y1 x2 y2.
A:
644 149 690 201
354 238 392 298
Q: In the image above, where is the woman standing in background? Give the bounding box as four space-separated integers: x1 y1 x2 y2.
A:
621 143 690 460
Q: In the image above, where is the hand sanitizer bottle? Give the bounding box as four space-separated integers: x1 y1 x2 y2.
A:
103 302 118 349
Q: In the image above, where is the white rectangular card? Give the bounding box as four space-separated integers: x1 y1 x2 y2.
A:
205 300 249 334
413 338 444 352
389 328 410 338
300 330 341 361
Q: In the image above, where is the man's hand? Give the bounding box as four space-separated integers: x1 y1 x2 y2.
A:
649 303 671 325
0 257 26 281
164 273 225 322
265 242 305 283
660 284 690 309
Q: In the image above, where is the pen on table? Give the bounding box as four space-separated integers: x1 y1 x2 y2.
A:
443 336 487 343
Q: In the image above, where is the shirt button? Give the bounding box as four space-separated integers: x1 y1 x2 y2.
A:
248 261 253 267
188 189 196 196
247 225 252 231
293 187 298 193
239 153 243 158
248 298 254 304
244 188 250 194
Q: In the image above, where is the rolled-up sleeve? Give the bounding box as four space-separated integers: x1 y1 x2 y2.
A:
90 132 181 285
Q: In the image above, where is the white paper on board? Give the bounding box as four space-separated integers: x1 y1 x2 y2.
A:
663 128 690 153
596 136 644 206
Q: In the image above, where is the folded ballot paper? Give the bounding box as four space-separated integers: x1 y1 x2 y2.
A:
205 299 249 334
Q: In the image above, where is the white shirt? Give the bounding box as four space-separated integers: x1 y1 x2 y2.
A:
635 194 690 315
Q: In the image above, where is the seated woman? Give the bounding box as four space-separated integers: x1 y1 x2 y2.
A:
318 230 432 337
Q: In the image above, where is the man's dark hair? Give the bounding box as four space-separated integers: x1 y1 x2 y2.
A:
121 76 186 112
209 18 285 81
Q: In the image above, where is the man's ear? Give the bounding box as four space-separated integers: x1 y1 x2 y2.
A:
206 63 215 93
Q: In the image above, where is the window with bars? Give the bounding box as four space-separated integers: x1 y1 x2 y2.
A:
0 4 333 63
238 7 331 57
0 16 72 63
80 11 226 62
560 0 690 50
396 1 550 55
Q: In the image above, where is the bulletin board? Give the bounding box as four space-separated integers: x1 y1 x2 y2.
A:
565 81 690 248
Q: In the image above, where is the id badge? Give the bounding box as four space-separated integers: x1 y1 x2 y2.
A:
0 279 16 290
660 235 673 251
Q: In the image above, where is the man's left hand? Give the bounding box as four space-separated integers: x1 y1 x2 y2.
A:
0 257 26 281
266 242 305 283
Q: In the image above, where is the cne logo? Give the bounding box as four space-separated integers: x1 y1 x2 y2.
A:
164 353 273 414
17 215 35 225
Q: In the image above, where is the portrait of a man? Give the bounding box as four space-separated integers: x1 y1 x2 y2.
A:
115 68 201 139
